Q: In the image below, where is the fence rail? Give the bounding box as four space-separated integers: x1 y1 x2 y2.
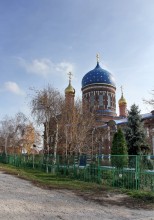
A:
0 154 154 192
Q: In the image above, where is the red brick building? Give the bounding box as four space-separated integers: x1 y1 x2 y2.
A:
44 55 154 155
65 55 154 154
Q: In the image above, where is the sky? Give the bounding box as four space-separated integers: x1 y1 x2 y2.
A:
0 0 154 122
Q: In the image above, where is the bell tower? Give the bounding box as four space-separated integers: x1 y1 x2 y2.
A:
65 72 75 110
118 86 127 118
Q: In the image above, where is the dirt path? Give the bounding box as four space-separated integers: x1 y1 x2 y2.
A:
0 172 153 220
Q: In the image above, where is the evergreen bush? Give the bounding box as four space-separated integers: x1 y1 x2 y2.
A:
111 128 128 168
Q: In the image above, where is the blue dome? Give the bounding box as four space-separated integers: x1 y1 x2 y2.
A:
82 62 116 88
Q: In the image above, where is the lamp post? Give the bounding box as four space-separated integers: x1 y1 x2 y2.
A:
32 144 36 169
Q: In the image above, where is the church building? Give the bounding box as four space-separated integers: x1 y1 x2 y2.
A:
64 54 154 154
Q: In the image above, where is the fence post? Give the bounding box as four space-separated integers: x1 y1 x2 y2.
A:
135 155 140 190
46 154 49 173
138 155 141 190
32 153 35 169
57 155 59 173
97 156 101 184
73 155 75 178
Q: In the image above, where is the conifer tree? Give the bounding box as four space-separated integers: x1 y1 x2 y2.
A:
125 104 148 155
111 128 128 168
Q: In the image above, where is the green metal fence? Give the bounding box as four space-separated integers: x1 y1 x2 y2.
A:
0 154 154 191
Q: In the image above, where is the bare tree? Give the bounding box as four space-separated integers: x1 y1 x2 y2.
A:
61 99 96 155
143 90 154 108
22 123 41 154
30 85 64 172
0 116 14 155
0 112 28 155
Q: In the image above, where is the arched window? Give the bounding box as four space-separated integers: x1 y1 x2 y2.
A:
111 94 113 107
108 93 111 108
99 94 103 107
90 93 94 106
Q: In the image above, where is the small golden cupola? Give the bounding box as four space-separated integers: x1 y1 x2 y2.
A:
118 92 127 106
65 72 75 94
65 72 75 108
119 86 127 117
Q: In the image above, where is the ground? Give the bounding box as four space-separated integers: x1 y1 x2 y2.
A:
0 171 153 220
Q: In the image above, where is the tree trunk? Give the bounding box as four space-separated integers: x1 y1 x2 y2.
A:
52 122 58 174
45 121 50 173
4 135 8 156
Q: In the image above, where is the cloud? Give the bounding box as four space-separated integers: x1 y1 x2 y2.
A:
55 61 74 74
18 57 74 78
4 81 25 96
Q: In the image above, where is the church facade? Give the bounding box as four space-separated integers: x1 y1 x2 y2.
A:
64 55 154 155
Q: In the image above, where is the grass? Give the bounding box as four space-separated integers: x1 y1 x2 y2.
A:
0 163 104 191
126 190 154 203
0 163 154 208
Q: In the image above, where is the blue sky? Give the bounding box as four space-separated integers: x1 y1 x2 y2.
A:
0 0 154 120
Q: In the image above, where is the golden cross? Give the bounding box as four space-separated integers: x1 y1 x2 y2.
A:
68 72 73 81
96 53 100 63
120 85 123 94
